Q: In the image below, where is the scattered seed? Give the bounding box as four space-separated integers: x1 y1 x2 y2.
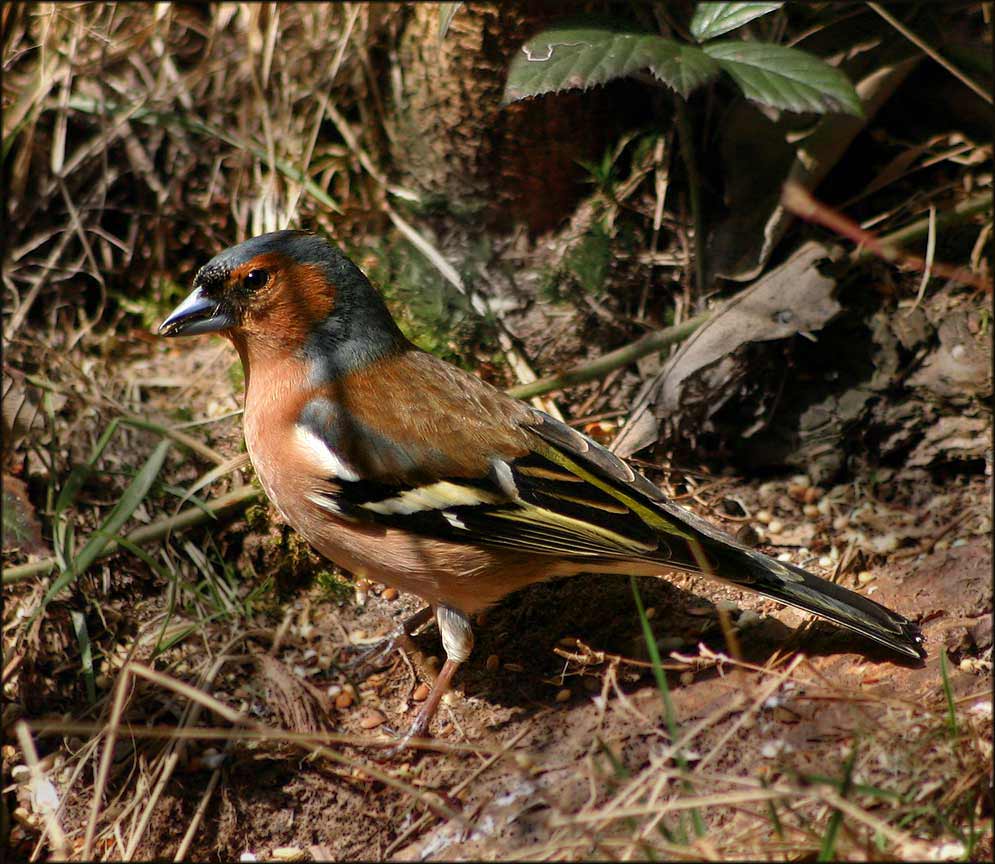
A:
485 654 501 671
818 556 833 568
412 683 430 702
767 519 784 534
790 474 811 489
335 690 354 709
832 514 850 530
382 587 398 601
11 765 29 783
360 711 385 730
503 662 524 672
804 486 822 503
755 509 773 524
787 485 807 502
645 606 656 620
514 753 535 771
803 504 819 518
857 570 875 585
680 671 694 686
555 688 572 703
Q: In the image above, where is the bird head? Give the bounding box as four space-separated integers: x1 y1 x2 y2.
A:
158 231 406 374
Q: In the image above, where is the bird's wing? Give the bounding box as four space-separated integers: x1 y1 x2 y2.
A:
299 350 695 564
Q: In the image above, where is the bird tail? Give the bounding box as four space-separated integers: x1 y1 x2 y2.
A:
708 543 926 660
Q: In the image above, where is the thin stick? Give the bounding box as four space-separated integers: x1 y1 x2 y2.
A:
782 181 991 291
172 762 222 861
868 3 992 105
506 313 709 400
83 664 133 860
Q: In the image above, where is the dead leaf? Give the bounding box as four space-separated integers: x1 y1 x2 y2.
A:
2 473 46 555
613 242 841 458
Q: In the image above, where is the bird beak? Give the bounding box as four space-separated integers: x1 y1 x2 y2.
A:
158 286 235 337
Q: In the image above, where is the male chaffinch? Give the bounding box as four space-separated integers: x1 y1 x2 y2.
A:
159 230 925 745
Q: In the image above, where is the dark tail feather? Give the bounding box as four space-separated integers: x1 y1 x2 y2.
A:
714 545 926 660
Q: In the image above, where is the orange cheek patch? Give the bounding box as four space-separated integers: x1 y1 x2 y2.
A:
234 257 336 344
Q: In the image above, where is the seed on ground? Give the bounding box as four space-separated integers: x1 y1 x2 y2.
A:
803 504 819 518
503 662 524 672
804 486 823 503
767 519 784 534
680 671 694 686
335 690 354 709
412 683 430 702
485 654 501 671
755 509 773 524
857 570 875 584
555 688 572 703
645 607 656 620
360 711 385 730
382 587 398 601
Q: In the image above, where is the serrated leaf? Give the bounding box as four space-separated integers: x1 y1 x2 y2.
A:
690 3 783 42
704 41 863 116
503 23 719 103
438 2 462 40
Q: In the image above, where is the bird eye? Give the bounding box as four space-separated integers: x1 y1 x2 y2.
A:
244 269 268 291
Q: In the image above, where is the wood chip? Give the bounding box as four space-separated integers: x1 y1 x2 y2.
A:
382 587 398 601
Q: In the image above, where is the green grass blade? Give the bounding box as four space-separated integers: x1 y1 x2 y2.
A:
70 610 96 705
630 576 706 838
37 440 172 615
818 744 859 861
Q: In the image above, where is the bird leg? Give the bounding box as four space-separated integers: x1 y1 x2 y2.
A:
391 605 474 751
345 604 434 678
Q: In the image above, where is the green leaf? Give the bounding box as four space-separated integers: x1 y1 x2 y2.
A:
704 41 863 116
690 3 783 42
503 22 719 103
438 2 462 40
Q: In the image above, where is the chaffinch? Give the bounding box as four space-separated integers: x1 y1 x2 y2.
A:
159 230 925 745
